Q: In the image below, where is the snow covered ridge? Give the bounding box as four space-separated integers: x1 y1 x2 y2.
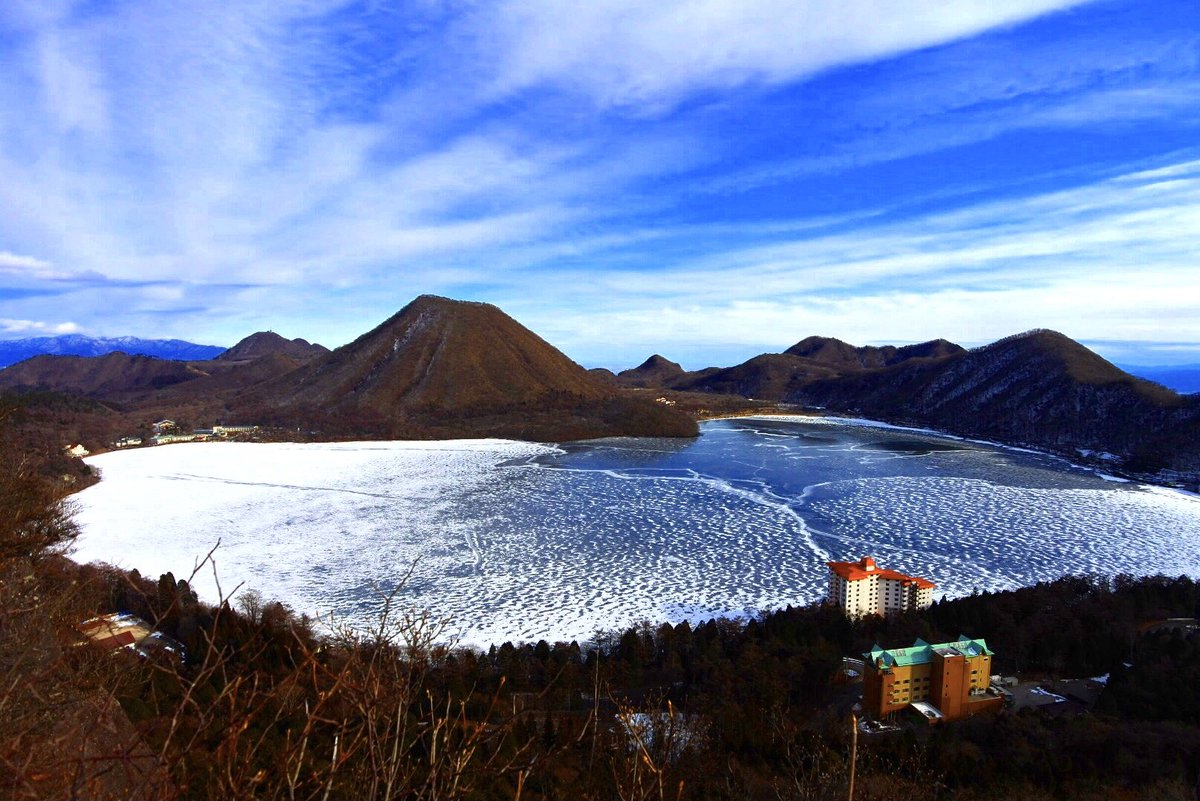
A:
0 333 224 367
72 422 1200 649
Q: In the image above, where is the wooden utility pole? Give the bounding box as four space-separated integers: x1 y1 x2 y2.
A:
848 713 858 801
588 650 600 771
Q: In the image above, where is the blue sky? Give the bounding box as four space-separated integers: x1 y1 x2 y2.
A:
1 0 1198 369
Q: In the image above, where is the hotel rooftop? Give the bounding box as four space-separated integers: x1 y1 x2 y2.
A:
865 636 994 669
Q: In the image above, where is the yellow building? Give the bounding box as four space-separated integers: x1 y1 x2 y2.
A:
863 636 1003 721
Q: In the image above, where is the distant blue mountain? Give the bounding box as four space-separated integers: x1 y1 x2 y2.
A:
0 334 226 369
1118 364 1200 395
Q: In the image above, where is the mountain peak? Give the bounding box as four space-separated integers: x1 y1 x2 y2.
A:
982 328 1101 364
986 328 1073 348
893 338 965 362
785 335 895 369
785 335 964 370
785 335 853 356
617 354 686 388
405 294 497 314
219 331 328 362
643 354 681 368
978 329 1160 391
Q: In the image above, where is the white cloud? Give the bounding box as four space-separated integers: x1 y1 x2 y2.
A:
0 250 99 281
474 0 1090 109
0 318 80 335
0 250 54 273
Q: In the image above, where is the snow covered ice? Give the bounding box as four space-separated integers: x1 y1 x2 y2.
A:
73 418 1200 648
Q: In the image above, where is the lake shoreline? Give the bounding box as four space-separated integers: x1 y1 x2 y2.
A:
720 412 1200 497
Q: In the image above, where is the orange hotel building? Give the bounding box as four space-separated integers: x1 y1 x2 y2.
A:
863 636 1004 722
827 556 935 617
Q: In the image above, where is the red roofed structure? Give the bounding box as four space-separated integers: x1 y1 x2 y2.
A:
827 556 935 617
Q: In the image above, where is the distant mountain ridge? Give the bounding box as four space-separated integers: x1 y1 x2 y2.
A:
0 334 224 368
628 336 968 399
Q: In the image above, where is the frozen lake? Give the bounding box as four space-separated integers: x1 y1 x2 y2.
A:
73 416 1200 648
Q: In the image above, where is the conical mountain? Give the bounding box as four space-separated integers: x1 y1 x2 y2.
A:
236 295 697 441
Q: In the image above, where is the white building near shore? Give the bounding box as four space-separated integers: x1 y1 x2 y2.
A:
827 556 935 617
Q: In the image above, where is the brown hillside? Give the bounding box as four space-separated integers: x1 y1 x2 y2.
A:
0 353 204 398
989 330 1175 399
673 353 842 398
0 349 317 444
0 349 309 410
787 330 1199 477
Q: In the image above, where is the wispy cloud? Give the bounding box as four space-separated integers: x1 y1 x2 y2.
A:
0 251 55 275
467 0 1090 110
0 250 107 283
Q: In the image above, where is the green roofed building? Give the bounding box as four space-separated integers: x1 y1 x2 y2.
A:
862 636 1004 721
